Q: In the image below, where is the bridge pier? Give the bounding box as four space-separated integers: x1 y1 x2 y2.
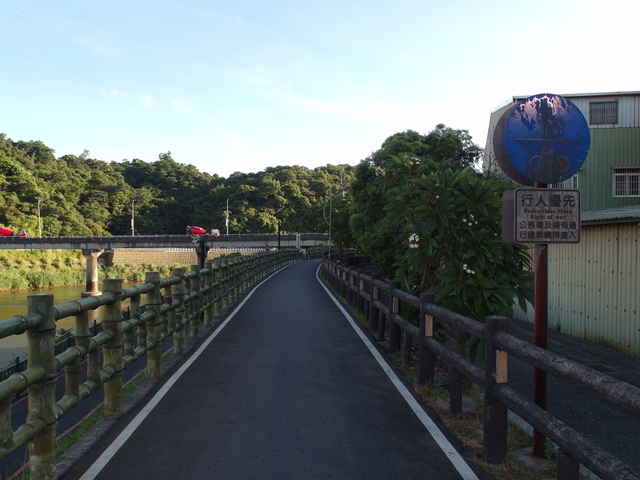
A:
82 249 102 296
195 240 209 268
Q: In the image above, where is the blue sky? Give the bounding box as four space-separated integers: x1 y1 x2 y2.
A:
1 0 637 178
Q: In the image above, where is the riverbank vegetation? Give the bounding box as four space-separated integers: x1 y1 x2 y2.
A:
0 250 183 292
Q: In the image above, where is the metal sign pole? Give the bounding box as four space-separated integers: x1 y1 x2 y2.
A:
495 93 590 459
532 206 548 456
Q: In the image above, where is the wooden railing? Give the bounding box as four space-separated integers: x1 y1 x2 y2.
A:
0 250 302 479
321 257 640 480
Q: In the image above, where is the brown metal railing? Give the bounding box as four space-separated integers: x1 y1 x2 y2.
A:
321 257 640 480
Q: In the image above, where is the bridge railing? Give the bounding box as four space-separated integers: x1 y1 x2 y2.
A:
321 258 640 480
0 249 302 479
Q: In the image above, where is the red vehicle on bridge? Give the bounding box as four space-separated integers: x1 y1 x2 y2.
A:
0 227 28 237
186 226 207 235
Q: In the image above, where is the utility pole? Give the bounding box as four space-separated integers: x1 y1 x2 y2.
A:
225 199 229 235
37 199 42 237
131 199 136 236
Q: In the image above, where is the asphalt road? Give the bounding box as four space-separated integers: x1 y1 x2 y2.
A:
59 259 488 480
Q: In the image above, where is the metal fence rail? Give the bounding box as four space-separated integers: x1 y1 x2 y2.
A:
321 257 640 480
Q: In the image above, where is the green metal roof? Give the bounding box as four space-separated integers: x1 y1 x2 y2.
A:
582 204 640 224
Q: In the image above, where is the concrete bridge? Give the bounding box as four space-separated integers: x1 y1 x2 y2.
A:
0 233 329 295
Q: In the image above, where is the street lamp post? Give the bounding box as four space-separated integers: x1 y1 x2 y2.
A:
324 189 333 260
131 200 136 236
37 199 42 237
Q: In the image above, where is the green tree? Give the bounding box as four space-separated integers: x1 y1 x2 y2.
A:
350 125 481 274
379 154 532 357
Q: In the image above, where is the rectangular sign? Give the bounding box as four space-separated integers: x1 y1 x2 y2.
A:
503 189 581 244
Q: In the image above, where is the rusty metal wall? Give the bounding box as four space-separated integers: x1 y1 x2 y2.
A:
512 223 640 357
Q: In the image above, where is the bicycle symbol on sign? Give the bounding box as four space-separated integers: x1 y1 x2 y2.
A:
528 148 569 173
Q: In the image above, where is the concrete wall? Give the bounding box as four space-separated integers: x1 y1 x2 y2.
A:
106 248 262 266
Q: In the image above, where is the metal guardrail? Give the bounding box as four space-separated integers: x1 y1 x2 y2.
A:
322 258 640 480
0 250 303 479
0 233 330 250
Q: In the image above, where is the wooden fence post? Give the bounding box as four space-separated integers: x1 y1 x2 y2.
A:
449 366 462 416
418 292 436 385
483 315 509 464
357 270 365 314
388 281 401 353
145 272 163 380
369 273 380 333
26 294 56 480
348 270 355 305
557 448 580 480
102 278 124 419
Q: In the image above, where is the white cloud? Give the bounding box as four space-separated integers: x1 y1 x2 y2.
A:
100 89 155 107
73 37 118 57
220 130 247 146
140 94 156 107
169 98 198 117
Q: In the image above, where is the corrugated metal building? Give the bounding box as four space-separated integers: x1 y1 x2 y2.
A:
486 92 640 357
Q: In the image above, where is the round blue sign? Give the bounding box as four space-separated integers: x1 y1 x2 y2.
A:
504 94 590 184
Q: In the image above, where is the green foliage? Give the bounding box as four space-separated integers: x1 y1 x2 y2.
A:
0 133 355 237
349 125 483 274
349 126 532 359
378 154 533 357
0 250 86 290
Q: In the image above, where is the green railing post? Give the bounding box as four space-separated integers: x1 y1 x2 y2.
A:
190 265 201 336
213 262 222 317
172 268 186 355
124 294 138 358
102 278 123 419
26 294 56 480
145 272 163 380
183 268 192 333
74 299 95 392
204 261 214 327
163 278 174 336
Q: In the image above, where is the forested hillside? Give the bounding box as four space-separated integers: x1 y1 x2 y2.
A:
1 126 533 330
0 134 353 237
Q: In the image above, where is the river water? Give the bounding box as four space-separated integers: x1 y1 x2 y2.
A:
0 284 133 364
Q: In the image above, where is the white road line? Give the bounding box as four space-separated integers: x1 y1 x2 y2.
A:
315 265 480 480
79 268 287 480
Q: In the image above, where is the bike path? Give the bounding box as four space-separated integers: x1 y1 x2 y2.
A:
60 259 487 480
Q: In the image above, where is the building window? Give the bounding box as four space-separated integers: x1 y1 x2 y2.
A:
590 101 618 125
612 167 640 197
552 173 579 190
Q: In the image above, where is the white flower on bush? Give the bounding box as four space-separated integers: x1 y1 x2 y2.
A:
409 233 420 248
375 167 386 176
462 264 476 275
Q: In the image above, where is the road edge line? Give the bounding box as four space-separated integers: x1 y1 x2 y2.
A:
315 264 480 480
78 265 291 480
